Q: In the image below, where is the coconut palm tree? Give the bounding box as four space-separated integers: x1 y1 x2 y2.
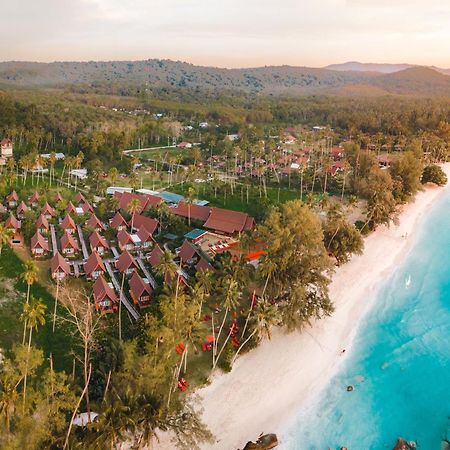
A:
127 198 142 231
48 151 57 186
185 186 195 226
0 224 12 256
20 296 46 411
108 167 119 186
21 261 39 344
231 298 279 366
213 277 241 369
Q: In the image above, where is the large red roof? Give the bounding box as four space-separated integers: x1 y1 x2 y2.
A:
115 191 161 213
129 213 158 235
61 232 79 250
129 272 152 300
84 250 106 275
203 208 255 234
89 231 109 249
178 240 199 263
31 231 49 252
50 252 71 275
116 249 138 273
110 211 127 229
5 215 21 230
36 214 49 230
60 214 76 231
170 202 211 223
93 275 117 303
148 245 163 267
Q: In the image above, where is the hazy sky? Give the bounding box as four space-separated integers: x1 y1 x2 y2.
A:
2 0 450 67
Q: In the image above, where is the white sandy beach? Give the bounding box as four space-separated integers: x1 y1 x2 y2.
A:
189 164 450 450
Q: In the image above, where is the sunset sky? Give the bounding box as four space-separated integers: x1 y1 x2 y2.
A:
3 0 450 68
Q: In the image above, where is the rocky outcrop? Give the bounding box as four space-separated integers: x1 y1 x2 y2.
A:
393 438 416 450
242 433 278 450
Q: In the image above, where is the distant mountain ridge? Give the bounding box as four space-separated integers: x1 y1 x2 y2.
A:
325 61 450 75
0 59 449 97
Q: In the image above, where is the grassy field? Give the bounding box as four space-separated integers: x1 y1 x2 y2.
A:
0 247 76 372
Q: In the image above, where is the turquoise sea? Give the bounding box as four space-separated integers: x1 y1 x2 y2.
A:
283 188 450 450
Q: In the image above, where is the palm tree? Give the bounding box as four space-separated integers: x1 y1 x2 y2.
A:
48 151 57 186
185 186 195 226
127 198 142 231
108 167 119 185
231 298 279 366
0 224 12 256
213 277 241 369
21 261 39 344
155 250 177 282
20 296 46 411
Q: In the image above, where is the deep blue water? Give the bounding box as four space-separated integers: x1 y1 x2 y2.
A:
283 189 450 450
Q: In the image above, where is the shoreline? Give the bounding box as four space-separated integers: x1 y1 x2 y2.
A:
193 164 450 450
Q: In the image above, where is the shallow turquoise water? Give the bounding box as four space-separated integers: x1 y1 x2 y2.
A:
284 189 450 450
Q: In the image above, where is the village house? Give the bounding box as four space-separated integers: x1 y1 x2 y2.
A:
66 202 78 215
85 214 104 232
5 215 23 247
89 231 109 255
60 214 77 234
36 214 50 234
54 192 64 204
129 213 158 234
41 202 56 219
116 250 138 276
117 229 136 252
128 272 153 308
29 191 40 208
110 212 128 231
84 250 106 280
82 202 95 215
178 239 201 266
16 201 29 219
195 257 215 273
50 252 71 281
137 227 153 251
30 231 49 257
203 208 255 235
6 191 18 208
148 244 164 268
75 192 86 205
60 232 79 256
93 275 118 314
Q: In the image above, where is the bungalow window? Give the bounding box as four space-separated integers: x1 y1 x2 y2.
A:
100 300 111 307
12 239 21 244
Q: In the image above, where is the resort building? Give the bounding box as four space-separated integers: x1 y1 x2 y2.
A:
86 214 104 232
6 191 18 208
116 250 138 276
36 214 50 234
50 252 71 281
128 272 152 308
110 212 128 231
60 215 77 234
30 231 49 257
93 275 117 314
5 215 23 247
29 192 40 208
89 231 109 255
84 251 106 280
60 232 79 256
41 202 56 219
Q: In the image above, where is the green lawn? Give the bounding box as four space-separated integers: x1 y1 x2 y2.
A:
0 247 76 372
